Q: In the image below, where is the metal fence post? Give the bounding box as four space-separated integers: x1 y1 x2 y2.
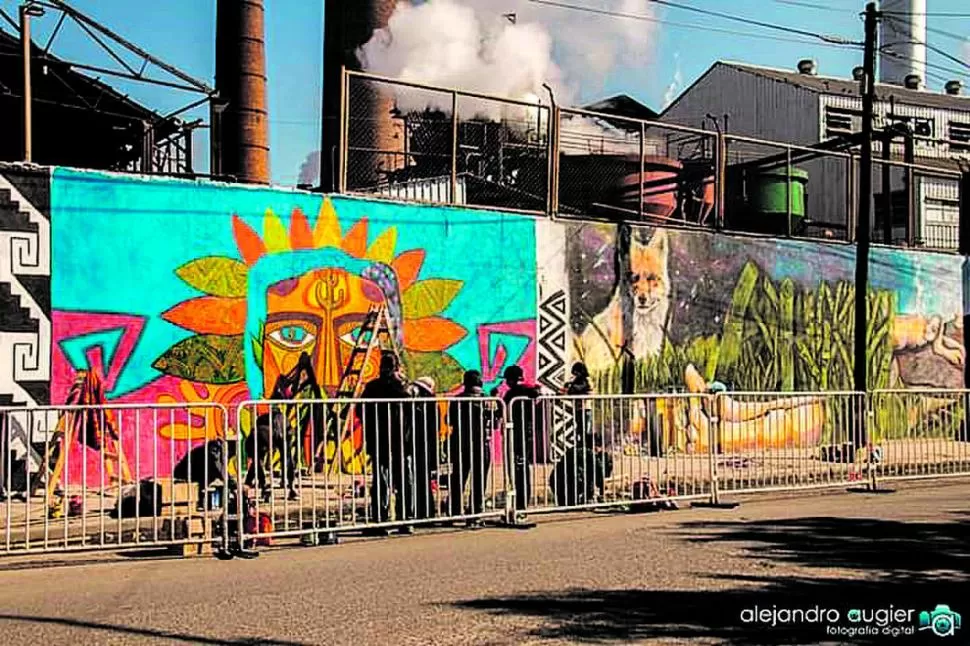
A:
503 416 517 524
866 392 878 492
716 132 726 230
708 393 721 505
551 106 561 217
639 121 645 221
338 66 349 194
450 90 459 204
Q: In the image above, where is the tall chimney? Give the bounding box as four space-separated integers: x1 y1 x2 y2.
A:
321 0 399 192
216 0 270 184
879 0 927 89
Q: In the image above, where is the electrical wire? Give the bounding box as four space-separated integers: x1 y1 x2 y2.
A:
527 0 862 48
882 10 970 18
771 0 845 11
877 46 970 81
882 14 970 72
637 0 861 44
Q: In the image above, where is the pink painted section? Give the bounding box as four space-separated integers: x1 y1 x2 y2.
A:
476 320 536 465
51 312 227 487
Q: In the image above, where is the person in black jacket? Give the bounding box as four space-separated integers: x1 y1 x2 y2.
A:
551 362 596 506
358 352 414 533
501 365 542 513
447 370 495 525
408 376 440 521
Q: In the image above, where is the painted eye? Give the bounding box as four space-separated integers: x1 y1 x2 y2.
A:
268 325 316 349
339 326 363 346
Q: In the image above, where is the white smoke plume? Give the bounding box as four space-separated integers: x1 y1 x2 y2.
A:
359 0 659 108
662 52 682 109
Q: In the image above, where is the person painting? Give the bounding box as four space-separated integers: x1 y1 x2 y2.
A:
447 370 495 527
358 351 414 534
408 376 440 521
500 365 542 515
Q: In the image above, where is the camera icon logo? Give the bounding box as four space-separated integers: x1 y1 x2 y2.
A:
919 605 962 637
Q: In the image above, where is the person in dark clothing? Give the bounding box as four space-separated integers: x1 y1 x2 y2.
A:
244 407 299 502
551 362 597 506
358 352 414 534
408 376 440 521
550 430 614 506
447 370 496 526
501 365 542 514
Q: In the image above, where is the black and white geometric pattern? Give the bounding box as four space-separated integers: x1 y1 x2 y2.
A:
537 289 568 390
0 167 51 408
536 221 574 460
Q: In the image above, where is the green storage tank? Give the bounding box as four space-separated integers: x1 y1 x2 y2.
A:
751 168 808 219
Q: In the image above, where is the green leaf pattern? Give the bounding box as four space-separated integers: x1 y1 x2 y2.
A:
175 256 248 298
402 279 463 319
406 351 465 392
153 334 245 384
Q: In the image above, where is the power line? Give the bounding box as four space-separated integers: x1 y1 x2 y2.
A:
771 0 846 13
638 0 860 44
882 10 970 18
922 23 970 45
527 0 862 48
882 14 970 72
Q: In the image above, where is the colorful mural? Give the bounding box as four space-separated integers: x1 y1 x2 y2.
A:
50 169 537 483
549 221 968 449
2 163 968 488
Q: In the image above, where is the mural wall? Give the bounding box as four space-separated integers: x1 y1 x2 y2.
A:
539 220 966 395
0 166 51 408
1 162 968 486
48 168 537 483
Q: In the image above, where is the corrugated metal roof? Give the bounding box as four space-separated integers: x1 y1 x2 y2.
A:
718 61 970 112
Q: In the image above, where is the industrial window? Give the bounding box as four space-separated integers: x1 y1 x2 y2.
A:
949 121 970 151
824 107 858 137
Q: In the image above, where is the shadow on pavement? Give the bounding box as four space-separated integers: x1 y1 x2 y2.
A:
0 614 310 646
451 511 969 644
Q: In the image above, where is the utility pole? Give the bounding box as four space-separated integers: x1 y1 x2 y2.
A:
853 2 879 394
20 3 34 162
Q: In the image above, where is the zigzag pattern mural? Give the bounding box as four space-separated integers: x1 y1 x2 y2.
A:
536 221 573 459
0 167 52 407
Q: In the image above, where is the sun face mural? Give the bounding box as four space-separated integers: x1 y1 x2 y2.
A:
50 170 538 485
152 199 467 401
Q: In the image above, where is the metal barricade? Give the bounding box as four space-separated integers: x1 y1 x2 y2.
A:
0 403 230 555
711 391 868 495
869 389 970 483
233 396 507 548
505 394 714 517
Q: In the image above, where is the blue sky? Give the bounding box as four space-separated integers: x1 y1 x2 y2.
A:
2 1 968 186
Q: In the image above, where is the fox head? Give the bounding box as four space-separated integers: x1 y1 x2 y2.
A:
626 229 670 312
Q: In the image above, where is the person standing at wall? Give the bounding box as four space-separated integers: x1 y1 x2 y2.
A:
447 370 495 527
408 376 440 522
501 365 542 516
551 362 596 506
358 352 414 535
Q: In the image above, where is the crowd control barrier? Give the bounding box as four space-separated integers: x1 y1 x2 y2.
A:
505 394 713 517
710 391 870 496
1 403 230 555
232 396 507 547
4 389 970 558
868 389 970 483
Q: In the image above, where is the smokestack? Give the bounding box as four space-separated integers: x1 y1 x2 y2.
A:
879 0 927 89
216 0 270 184
321 0 399 192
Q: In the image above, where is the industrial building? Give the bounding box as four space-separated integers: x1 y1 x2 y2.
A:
661 0 970 250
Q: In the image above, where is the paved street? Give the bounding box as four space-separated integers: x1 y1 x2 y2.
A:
0 481 966 645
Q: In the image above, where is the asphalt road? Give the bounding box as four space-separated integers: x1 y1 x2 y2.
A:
0 481 966 645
